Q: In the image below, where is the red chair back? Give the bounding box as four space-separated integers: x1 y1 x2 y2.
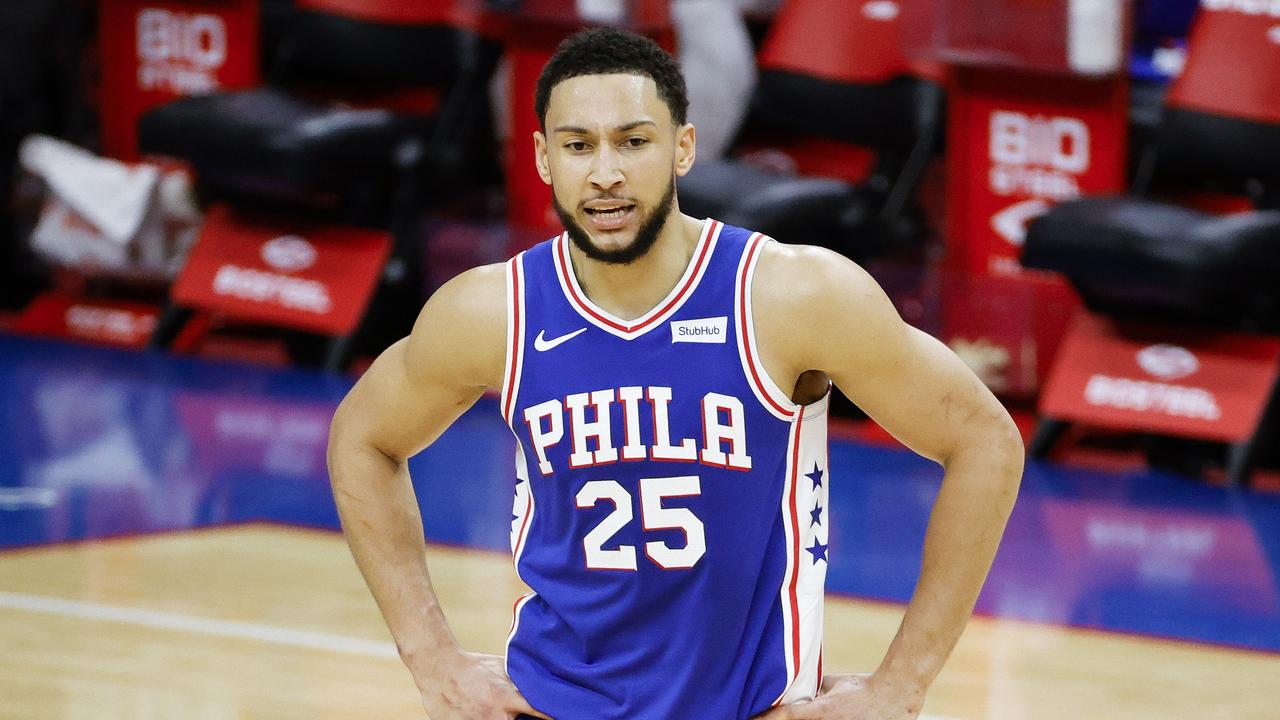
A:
1167 2 1280 124
759 0 941 84
297 0 474 29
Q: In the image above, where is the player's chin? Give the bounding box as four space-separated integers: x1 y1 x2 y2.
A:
585 226 636 249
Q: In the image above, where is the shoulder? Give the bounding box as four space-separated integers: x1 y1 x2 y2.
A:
415 260 510 331
751 240 905 371
752 240 887 320
403 261 511 391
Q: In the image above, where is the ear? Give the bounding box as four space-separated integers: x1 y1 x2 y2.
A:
533 131 552 186
674 122 696 178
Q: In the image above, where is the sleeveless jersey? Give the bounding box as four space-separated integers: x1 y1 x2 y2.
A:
500 219 830 720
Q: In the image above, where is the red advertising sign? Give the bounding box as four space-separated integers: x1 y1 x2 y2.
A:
1040 313 1280 442
98 0 261 160
171 204 391 336
938 68 1126 395
945 68 1128 278
13 293 161 348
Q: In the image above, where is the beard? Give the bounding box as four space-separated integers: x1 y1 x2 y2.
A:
553 175 676 266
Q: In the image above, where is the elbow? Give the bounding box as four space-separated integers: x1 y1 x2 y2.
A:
989 412 1025 509
327 398 368 488
326 401 350 486
942 410 1024 509
997 413 1025 478
944 408 1024 473
327 397 402 482
993 407 1024 463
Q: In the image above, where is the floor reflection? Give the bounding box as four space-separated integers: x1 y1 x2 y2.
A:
1 333 1276 652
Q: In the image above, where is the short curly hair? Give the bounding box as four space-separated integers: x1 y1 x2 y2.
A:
535 27 689 130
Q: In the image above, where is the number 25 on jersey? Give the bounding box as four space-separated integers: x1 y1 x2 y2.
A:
575 475 706 570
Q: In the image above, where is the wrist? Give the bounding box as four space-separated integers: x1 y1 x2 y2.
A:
401 637 465 685
868 663 932 704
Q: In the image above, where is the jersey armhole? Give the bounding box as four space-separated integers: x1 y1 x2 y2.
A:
500 252 527 430
734 233 802 422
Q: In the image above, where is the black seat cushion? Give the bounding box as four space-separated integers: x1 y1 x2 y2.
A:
752 72 929 150
1156 108 1280 190
680 159 886 258
139 87 435 193
1023 197 1280 330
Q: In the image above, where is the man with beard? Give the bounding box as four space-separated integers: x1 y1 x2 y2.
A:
328 28 1023 720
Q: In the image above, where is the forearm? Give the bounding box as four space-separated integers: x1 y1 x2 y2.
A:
328 431 461 679
873 430 1023 697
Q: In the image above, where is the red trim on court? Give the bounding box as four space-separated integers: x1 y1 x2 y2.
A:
555 220 719 335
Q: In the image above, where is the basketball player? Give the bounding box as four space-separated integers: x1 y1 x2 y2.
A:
328 28 1023 720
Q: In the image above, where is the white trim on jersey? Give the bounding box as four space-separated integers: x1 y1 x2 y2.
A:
730 228 830 706
776 393 831 706
774 408 803 704
504 591 536 676
552 219 722 340
503 253 539 678
734 232 801 422
510 438 534 561
501 253 527 429
505 437 538 674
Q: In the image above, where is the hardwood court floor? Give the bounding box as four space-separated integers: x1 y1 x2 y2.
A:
1 525 1276 720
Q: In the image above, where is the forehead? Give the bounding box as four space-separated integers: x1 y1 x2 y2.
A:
545 73 672 130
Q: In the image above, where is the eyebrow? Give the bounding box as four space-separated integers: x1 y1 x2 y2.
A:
552 120 657 135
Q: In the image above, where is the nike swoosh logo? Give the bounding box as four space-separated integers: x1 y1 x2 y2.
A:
534 327 587 352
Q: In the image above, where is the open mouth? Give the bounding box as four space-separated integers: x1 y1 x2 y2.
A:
584 203 636 230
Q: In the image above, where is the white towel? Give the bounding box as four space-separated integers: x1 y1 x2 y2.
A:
18 134 159 245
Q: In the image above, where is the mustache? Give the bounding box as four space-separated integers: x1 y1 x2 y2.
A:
581 194 636 206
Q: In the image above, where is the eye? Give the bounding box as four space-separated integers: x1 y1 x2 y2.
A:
624 137 648 148
565 141 590 152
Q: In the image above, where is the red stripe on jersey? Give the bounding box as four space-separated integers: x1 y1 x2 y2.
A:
508 596 523 636
513 490 533 561
503 258 522 424
816 649 824 695
556 221 719 334
786 409 805 679
738 235 792 417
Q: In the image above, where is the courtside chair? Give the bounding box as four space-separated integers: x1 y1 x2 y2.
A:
1021 4 1280 484
678 0 945 263
139 0 503 370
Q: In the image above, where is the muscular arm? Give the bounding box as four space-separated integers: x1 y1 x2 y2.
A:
328 264 540 718
755 244 1024 715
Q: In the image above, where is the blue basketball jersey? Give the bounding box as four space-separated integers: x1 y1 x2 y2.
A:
500 219 830 720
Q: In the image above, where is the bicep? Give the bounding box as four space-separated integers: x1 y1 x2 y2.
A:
828 322 1002 465
333 337 487 463
785 253 1010 465
331 266 506 462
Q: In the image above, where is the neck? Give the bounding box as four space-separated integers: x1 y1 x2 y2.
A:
568 209 705 321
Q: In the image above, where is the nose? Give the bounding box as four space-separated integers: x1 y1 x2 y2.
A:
587 144 624 192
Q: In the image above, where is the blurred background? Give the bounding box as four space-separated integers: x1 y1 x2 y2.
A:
4 0 1278 486
1 2 1279 718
